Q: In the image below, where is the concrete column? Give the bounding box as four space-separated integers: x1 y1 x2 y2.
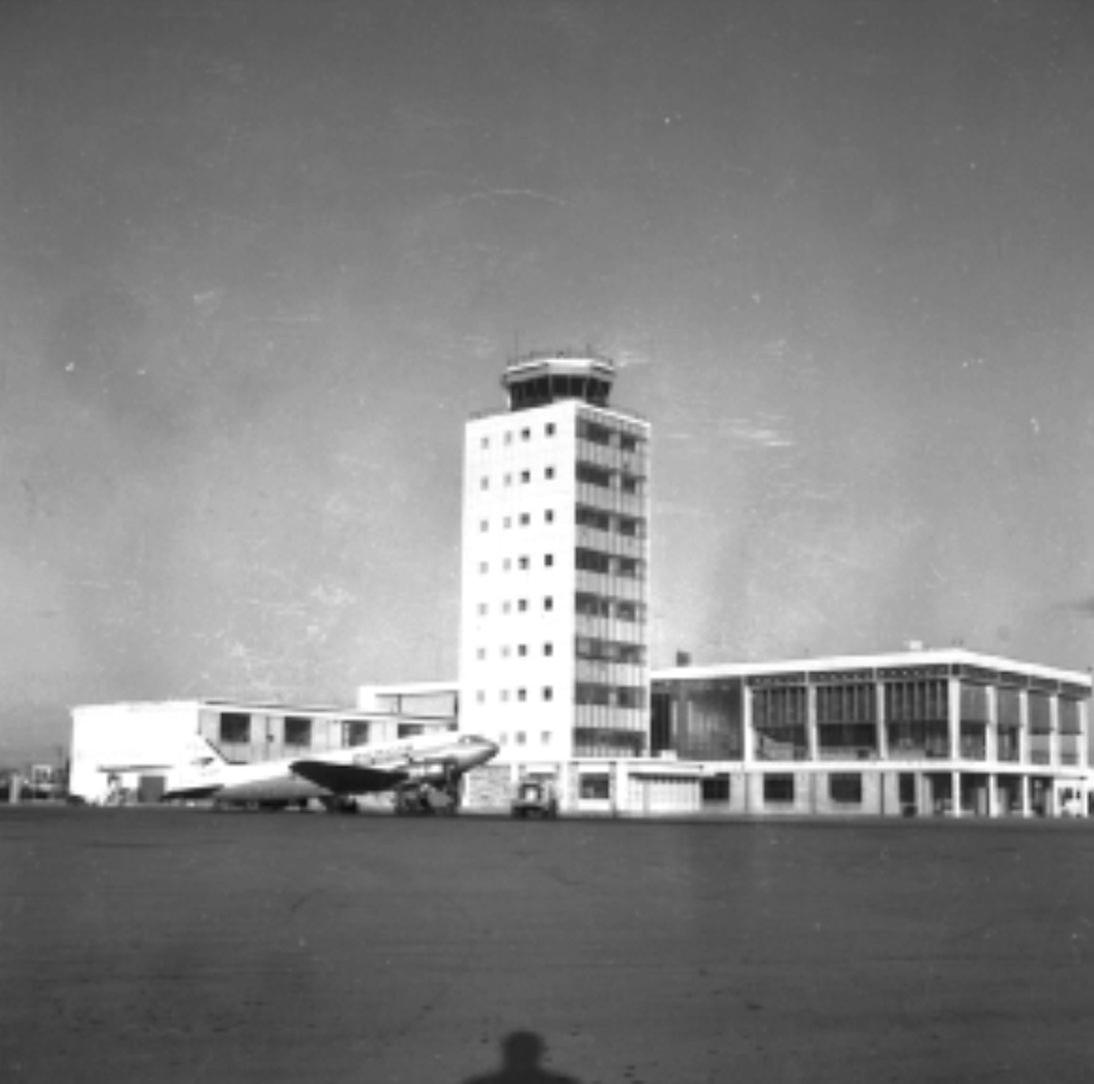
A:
1020 774 1031 818
742 684 755 765
1018 690 1029 765
948 678 961 762
951 770 962 818
987 772 999 818
985 686 998 763
1049 695 1060 769
806 685 818 762
875 681 888 759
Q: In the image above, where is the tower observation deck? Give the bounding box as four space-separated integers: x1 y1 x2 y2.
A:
501 350 617 412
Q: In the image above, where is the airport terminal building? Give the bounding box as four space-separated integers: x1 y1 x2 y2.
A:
68 351 1093 818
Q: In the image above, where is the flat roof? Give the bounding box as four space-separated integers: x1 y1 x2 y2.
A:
654 647 1092 687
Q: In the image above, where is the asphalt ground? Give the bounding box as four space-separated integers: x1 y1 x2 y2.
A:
2 807 1092 1084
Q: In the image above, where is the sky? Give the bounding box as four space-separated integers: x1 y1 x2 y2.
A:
2 0 1094 763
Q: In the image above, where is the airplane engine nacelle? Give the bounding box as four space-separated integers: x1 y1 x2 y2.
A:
401 758 459 786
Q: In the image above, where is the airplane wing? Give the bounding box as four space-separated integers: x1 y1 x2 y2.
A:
290 760 409 795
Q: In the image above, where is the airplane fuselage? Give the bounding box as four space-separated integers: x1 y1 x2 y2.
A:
163 732 498 809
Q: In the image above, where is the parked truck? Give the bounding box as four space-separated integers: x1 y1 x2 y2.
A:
510 777 559 819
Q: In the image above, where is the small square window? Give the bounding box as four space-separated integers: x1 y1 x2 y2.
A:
519 556 529 570
544 554 554 567
518 599 527 612
546 423 556 436
543 687 553 701
285 716 312 747
516 730 526 745
545 510 555 523
545 466 555 479
519 513 530 525
517 688 527 702
521 428 530 441
518 644 527 657
520 470 530 483
544 643 553 656
544 597 554 611
480 520 489 532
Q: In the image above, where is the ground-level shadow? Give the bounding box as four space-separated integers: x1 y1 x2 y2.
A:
460 1030 582 1084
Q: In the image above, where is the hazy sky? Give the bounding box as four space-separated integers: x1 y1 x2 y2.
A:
3 0 1094 762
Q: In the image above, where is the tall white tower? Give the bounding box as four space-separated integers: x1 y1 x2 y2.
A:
459 351 651 763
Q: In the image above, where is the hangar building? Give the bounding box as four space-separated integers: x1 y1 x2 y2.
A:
69 696 452 805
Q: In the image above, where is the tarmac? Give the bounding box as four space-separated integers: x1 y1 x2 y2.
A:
2 806 1093 1083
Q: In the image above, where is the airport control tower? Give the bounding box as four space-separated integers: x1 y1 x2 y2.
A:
459 351 651 762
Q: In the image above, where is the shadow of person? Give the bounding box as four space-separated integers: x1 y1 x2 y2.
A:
461 1030 582 1084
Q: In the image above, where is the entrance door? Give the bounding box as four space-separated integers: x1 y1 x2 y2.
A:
899 773 916 817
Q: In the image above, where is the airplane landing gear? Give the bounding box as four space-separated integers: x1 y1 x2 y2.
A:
393 778 460 816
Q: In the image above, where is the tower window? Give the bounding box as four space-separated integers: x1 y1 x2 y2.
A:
545 510 555 523
519 556 529 570
544 597 554 611
544 643 553 656
519 513 530 525
518 644 527 657
546 423 556 436
544 554 554 567
517 688 527 702
518 599 528 612
520 470 530 483
543 687 553 701
545 466 555 479
521 428 530 440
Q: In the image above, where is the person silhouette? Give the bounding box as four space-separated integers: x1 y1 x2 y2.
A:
462 1030 581 1084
